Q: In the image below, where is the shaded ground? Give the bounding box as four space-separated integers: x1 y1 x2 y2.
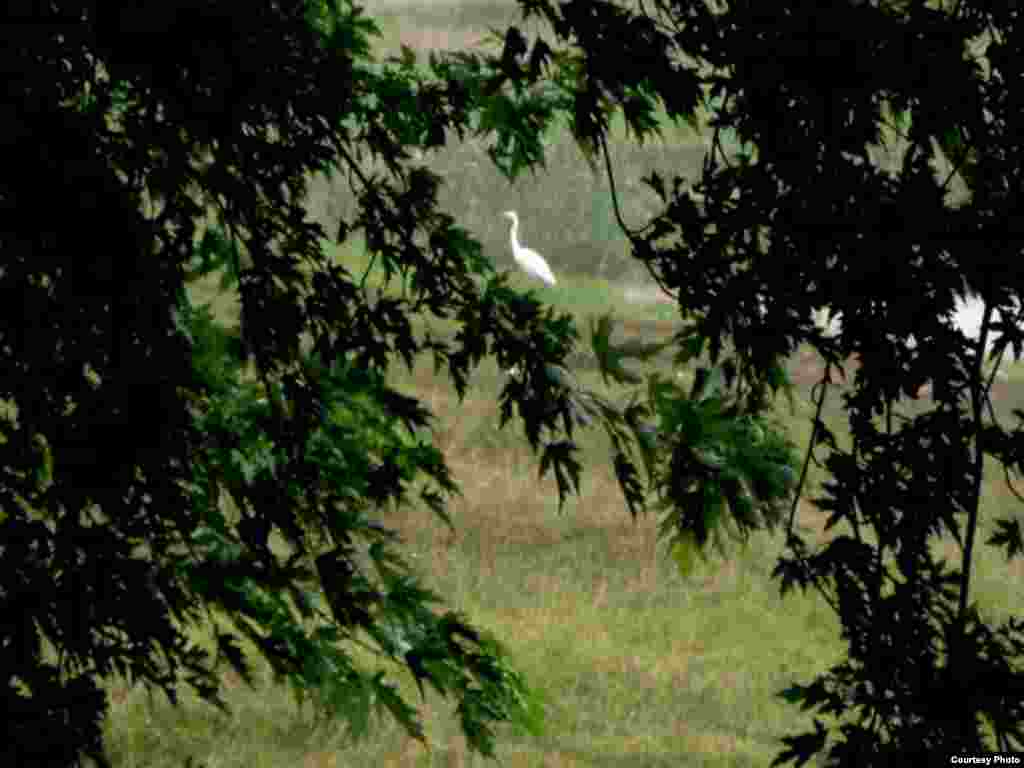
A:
786 345 1024 422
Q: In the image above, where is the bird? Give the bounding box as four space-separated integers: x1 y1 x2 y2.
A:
503 211 556 286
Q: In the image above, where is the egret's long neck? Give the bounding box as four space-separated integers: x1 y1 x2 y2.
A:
509 219 519 247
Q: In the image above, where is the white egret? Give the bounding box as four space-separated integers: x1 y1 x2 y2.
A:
500 211 556 381
503 211 556 286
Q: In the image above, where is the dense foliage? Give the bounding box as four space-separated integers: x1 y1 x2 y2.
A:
3 0 800 764
0 1 562 763
7 0 1021 765
475 0 1024 762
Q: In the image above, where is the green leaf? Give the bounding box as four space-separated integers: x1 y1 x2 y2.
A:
31 433 53 491
670 533 700 578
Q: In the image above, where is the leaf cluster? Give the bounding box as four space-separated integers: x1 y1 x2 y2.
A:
476 0 1024 762
0 1 576 764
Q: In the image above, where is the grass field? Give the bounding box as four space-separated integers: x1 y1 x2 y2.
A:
32 1 1024 765
105 245 1024 767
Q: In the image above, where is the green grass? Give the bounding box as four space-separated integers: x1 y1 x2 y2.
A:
108 187 1024 768
97 283 1024 767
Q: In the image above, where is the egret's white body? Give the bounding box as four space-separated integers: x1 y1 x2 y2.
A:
503 211 556 286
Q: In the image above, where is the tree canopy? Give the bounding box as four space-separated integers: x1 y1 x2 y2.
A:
4 0 1024 766
1 1 564 763
496 0 1024 761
